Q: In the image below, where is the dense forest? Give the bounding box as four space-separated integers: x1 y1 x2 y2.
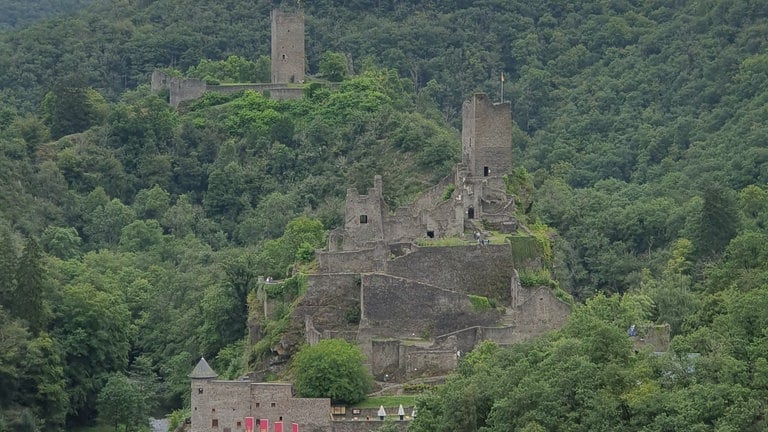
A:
2 0 768 430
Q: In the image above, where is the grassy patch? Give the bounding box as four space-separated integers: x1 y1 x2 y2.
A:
518 268 552 287
415 236 469 247
354 395 418 409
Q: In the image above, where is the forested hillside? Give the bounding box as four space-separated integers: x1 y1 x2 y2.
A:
2 0 768 430
0 0 96 30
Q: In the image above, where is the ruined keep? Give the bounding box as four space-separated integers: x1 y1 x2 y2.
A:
151 9 306 107
332 93 516 252
271 9 305 84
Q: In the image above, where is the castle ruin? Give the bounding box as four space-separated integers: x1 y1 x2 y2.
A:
279 93 571 382
192 92 572 432
151 9 306 107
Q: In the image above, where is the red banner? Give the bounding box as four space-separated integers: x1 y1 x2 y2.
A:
259 419 268 432
291 423 298 432
245 417 254 432
273 422 283 432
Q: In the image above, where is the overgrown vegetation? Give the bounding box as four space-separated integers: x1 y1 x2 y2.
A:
467 294 491 311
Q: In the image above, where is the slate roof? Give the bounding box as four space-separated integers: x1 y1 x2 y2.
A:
189 357 218 379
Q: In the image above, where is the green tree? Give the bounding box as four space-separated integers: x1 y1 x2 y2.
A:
19 334 68 427
319 51 348 82
292 339 371 404
52 282 131 424
0 227 17 308
40 226 82 260
96 373 149 432
39 81 106 139
0 306 27 407
11 238 48 335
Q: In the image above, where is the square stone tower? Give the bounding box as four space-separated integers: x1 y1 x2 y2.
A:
271 9 305 84
461 93 512 179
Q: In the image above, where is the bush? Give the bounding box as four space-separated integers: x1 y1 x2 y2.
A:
518 268 552 287
292 339 372 404
468 294 491 311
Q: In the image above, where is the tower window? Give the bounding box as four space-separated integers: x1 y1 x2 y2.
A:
468 207 475 219
212 419 218 428
271 402 276 407
483 166 490 177
427 231 435 238
198 388 204 394
360 215 368 224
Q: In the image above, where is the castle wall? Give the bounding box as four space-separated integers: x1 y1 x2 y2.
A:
371 339 400 378
403 347 457 380
293 274 361 334
150 71 305 108
332 421 408 432
511 286 570 334
271 10 305 84
208 84 304 100
384 244 516 302
360 274 497 339
316 245 385 274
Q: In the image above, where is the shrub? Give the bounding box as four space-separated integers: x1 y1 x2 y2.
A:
518 268 552 287
292 339 372 404
468 294 491 311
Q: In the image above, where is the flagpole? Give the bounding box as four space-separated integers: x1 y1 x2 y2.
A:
500 71 504 103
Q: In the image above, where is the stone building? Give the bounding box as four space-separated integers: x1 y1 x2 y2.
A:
190 358 331 432
271 9 305 84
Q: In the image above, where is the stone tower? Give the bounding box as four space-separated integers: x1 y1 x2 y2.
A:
461 93 512 179
271 9 305 84
459 94 514 226
190 357 218 432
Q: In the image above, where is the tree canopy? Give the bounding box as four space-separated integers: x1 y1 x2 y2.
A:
291 339 372 405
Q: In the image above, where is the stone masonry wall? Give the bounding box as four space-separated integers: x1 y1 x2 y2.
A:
293 274 360 333
316 247 384 274
403 347 457 380
151 70 304 108
384 244 516 302
332 421 408 432
360 274 498 339
371 339 400 377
